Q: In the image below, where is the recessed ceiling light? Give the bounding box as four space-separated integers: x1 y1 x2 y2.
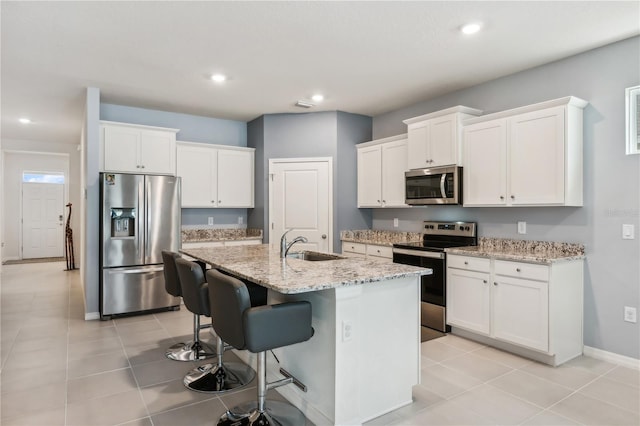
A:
311 94 324 102
461 22 482 35
19 118 31 124
210 74 227 83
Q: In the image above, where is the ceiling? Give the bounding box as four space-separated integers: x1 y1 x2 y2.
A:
2 1 639 145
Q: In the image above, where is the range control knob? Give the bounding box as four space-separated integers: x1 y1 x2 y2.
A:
459 226 464 231
465 226 470 231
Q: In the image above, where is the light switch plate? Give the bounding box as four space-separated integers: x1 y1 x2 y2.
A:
622 224 635 239
393 218 399 228
238 216 244 225
208 217 214 226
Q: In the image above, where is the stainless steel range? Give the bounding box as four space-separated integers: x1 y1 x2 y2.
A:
392 221 477 339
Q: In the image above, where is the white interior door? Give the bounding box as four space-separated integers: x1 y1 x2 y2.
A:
269 158 332 253
22 183 64 259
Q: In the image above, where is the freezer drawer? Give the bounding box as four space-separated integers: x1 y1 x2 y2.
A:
101 265 180 318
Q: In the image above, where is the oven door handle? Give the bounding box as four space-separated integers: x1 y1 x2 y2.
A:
393 248 445 259
440 173 447 198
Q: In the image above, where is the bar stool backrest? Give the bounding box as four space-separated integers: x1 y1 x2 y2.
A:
175 258 210 316
161 251 182 297
206 269 252 350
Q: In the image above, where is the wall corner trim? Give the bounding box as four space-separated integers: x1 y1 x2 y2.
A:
583 345 640 370
84 312 100 321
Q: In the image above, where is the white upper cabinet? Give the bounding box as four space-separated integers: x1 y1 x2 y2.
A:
357 135 408 208
100 121 178 175
403 106 483 169
463 97 588 207
176 142 254 208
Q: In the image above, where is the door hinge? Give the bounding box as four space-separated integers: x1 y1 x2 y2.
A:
271 223 274 230
270 174 274 181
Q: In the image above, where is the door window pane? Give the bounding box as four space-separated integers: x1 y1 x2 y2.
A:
22 172 65 184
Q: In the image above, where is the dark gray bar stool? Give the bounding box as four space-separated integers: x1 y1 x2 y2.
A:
176 259 255 393
165 255 215 361
207 269 314 426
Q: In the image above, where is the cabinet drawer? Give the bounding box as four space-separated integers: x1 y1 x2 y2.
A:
366 244 393 259
495 260 549 281
447 255 491 273
342 242 366 255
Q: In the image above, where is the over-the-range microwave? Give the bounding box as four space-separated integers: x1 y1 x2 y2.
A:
405 165 462 205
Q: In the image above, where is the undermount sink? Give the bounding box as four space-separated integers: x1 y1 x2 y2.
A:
286 251 345 261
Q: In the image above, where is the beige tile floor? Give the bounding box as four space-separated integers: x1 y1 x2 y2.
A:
1 261 639 426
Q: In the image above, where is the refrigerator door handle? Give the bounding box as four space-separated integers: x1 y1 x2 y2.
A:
118 266 165 274
145 179 150 264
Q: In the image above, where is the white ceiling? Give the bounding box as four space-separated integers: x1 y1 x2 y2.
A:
2 1 639 145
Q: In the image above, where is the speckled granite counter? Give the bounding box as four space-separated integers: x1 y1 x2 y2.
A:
340 229 421 246
181 244 430 294
445 237 585 264
181 227 262 243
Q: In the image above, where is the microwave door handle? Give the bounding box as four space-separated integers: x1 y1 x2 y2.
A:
440 174 447 198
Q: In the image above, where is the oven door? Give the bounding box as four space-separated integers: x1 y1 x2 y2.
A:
392 248 445 306
405 166 461 205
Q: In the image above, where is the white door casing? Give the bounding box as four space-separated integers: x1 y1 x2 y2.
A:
22 182 64 259
269 158 332 253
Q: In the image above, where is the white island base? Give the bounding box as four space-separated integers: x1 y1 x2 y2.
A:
233 275 421 426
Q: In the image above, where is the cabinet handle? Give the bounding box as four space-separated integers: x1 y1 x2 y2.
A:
141 165 145 169
218 200 221 204
136 165 140 168
493 282 498 286
516 268 521 272
464 261 468 265
377 249 380 253
511 195 515 199
483 280 487 284
211 200 215 203
500 196 504 200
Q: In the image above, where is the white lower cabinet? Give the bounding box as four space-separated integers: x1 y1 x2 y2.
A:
447 254 583 365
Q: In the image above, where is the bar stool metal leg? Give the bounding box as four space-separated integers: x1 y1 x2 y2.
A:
183 336 256 393
166 314 216 361
218 352 307 426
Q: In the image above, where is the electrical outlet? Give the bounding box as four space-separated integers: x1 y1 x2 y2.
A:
393 218 399 228
517 221 526 234
624 306 637 323
342 320 353 342
238 216 244 225
622 224 635 240
208 217 214 226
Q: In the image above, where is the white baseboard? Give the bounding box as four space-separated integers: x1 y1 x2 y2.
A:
84 312 100 320
583 345 640 370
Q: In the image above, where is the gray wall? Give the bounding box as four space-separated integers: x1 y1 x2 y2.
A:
100 103 249 227
248 111 372 251
372 36 640 359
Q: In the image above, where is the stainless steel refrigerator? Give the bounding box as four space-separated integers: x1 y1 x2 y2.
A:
99 173 181 320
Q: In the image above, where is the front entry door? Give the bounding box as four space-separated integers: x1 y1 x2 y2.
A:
269 158 332 253
22 183 64 259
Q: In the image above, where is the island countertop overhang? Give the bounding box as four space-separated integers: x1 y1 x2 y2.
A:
180 244 431 294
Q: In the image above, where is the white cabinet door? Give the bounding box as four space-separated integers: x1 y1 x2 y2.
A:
357 145 383 207
463 119 508 206
177 145 216 207
102 122 178 175
103 125 140 172
140 130 176 175
429 114 457 167
509 107 565 205
217 149 254 208
407 122 429 170
446 267 491 335
381 139 408 207
492 274 549 352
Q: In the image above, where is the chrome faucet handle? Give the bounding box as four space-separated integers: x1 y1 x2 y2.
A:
280 229 293 258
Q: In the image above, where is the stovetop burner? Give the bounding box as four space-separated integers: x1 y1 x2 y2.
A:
393 221 477 252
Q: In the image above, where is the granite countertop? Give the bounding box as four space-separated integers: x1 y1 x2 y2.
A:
182 227 263 243
340 230 422 247
445 237 585 264
181 244 431 294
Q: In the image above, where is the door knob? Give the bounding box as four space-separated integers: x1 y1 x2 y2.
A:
322 234 327 239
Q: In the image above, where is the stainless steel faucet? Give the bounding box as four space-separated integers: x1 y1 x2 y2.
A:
280 229 308 258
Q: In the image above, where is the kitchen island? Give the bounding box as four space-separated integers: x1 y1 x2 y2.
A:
181 244 431 426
